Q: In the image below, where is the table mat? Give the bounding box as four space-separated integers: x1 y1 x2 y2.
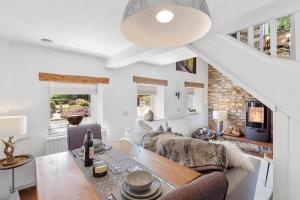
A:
72 148 175 200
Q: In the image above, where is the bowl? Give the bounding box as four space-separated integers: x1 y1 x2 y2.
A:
67 115 83 125
126 170 153 192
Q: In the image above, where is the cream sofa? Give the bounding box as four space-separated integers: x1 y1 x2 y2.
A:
137 116 261 200
143 114 205 137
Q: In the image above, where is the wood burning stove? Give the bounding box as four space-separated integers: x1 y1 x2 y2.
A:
245 101 271 142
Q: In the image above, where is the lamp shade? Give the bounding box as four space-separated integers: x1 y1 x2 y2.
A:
122 0 211 48
213 111 227 121
0 116 27 137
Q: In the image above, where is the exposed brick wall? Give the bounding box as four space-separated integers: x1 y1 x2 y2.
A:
208 65 257 134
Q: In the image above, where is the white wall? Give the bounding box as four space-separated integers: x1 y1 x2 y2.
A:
0 39 208 199
291 10 300 62
191 34 300 200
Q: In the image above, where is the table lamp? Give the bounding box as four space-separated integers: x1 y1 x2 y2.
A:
0 116 27 166
213 111 227 136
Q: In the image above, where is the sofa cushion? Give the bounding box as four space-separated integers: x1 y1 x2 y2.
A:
167 118 190 137
143 119 167 131
210 141 255 172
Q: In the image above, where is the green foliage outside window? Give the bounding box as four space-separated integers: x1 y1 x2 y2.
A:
277 16 291 32
137 95 152 106
50 101 56 112
50 94 90 104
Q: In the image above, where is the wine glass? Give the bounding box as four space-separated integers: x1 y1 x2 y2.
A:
124 128 145 160
136 133 146 160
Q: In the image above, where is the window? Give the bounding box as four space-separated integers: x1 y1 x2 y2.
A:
137 95 155 117
49 83 98 135
186 88 203 114
254 25 261 50
137 85 156 117
277 15 291 58
239 29 248 44
262 22 271 55
187 88 194 113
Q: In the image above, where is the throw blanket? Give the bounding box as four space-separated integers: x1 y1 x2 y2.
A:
144 131 227 172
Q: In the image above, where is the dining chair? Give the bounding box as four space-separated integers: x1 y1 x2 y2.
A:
67 124 101 150
159 172 228 200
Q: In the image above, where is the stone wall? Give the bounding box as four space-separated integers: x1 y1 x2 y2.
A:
208 65 257 134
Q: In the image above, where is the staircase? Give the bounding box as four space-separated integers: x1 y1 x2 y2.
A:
188 7 300 200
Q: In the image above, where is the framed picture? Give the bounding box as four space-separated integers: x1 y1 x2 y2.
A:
176 57 197 74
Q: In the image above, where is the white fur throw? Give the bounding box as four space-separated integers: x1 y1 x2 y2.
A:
210 140 255 172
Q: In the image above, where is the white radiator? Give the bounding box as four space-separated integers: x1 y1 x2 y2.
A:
45 128 107 155
45 135 68 155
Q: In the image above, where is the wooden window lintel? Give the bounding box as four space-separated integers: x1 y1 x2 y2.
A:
133 76 168 86
39 73 109 84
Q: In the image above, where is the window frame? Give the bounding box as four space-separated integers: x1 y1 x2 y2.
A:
48 83 99 136
136 94 156 117
186 87 203 115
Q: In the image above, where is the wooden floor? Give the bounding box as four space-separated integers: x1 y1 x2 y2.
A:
19 187 37 200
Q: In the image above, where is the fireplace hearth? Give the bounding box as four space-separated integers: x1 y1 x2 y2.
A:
245 101 272 142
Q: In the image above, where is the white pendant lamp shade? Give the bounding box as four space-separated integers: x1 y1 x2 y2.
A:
122 0 212 48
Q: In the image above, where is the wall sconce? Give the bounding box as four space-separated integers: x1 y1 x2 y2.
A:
175 92 180 100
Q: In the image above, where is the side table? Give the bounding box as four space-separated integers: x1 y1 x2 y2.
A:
0 154 34 193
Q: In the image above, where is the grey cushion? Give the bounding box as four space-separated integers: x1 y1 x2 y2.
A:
159 172 228 200
67 124 101 150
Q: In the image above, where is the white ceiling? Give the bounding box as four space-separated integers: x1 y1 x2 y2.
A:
0 0 225 64
0 0 295 66
0 0 132 57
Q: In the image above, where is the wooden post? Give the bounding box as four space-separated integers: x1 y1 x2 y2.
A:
259 24 265 51
248 26 255 47
291 11 300 61
273 109 290 199
237 32 241 41
270 19 277 57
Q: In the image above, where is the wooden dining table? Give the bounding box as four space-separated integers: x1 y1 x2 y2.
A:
36 139 201 200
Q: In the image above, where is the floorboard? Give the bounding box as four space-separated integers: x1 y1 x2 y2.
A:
19 187 37 200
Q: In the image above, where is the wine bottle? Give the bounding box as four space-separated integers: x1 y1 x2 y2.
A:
84 129 94 167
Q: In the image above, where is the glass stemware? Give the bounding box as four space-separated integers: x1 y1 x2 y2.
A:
124 128 146 160
136 133 146 160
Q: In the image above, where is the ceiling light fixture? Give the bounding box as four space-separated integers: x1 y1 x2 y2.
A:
40 38 53 43
156 10 174 23
121 0 212 48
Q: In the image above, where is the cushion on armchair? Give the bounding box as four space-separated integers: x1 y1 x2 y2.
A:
159 172 228 200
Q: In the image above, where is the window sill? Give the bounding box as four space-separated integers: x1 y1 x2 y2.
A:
136 117 165 121
186 112 202 116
